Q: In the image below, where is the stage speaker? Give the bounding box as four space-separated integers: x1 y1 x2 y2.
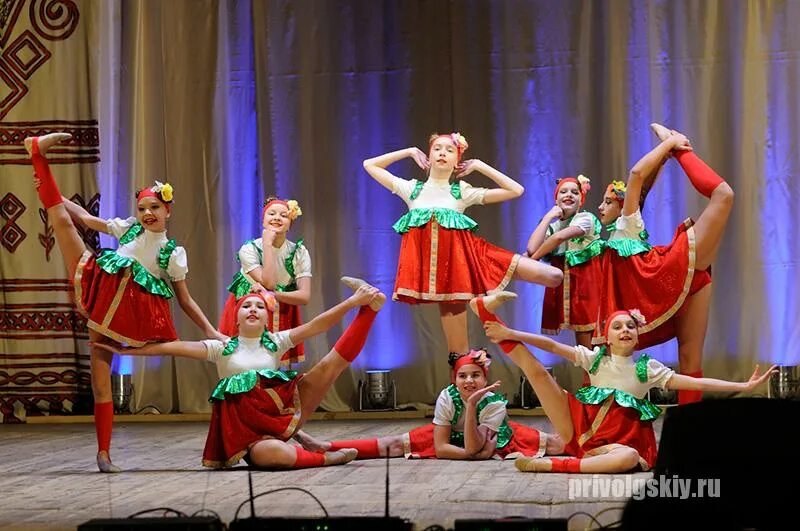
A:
228 516 413 530
454 517 567 530
621 398 799 530
78 516 223 530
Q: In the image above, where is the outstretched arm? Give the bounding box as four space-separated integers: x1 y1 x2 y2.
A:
484 322 577 364
90 340 208 361
457 160 524 204
173 280 227 341
287 285 376 345
623 135 690 216
61 198 112 234
666 365 777 394
363 147 429 192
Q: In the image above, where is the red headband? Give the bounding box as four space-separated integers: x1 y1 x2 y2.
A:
136 188 171 210
450 349 490 383
554 177 587 206
602 309 646 343
262 199 289 222
234 293 270 332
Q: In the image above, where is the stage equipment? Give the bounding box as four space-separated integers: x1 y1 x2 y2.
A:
110 373 132 414
358 369 397 411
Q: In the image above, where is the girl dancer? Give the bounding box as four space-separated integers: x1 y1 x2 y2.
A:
471 292 773 473
318 349 563 460
526 175 603 349
219 197 310 365
93 278 385 469
596 124 730 404
363 132 562 359
25 133 224 473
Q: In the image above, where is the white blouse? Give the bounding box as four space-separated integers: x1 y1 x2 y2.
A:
572 345 675 399
106 217 188 281
391 177 487 213
432 387 506 433
202 331 295 378
238 238 312 288
610 209 647 241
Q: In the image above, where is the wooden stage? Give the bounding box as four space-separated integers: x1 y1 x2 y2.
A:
0 414 662 530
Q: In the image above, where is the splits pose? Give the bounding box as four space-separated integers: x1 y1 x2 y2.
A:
363 132 562 359
471 292 774 473
218 197 311 365
26 133 223 473
93 278 385 469
596 124 733 403
527 175 604 349
318 349 563 460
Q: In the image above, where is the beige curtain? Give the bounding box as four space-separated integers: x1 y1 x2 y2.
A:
79 0 800 413
1 0 101 421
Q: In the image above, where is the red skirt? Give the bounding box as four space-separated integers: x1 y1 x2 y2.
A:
401 420 547 459
393 222 520 304
202 373 303 468
73 251 178 346
563 393 657 471
219 294 305 364
542 255 603 334
594 220 712 348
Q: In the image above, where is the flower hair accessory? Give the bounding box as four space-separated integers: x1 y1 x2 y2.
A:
136 180 174 206
450 132 469 156
449 348 492 382
285 199 303 221
628 308 646 326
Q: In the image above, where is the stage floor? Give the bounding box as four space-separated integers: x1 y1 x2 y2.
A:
0 417 661 530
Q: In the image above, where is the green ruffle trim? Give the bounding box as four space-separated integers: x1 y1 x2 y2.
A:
209 369 297 402
574 385 662 421
588 347 650 384
157 239 177 270
95 249 174 298
606 237 652 257
445 384 512 450
227 271 252 297
392 208 478 234
565 238 605 266
118 222 144 245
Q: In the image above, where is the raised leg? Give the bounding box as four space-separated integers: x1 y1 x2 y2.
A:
439 302 469 355
513 256 563 288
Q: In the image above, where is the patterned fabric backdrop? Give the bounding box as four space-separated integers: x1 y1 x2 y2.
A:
0 0 98 422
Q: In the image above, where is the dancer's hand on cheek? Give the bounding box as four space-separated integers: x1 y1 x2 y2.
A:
484 321 512 342
262 226 279 244
455 159 481 178
466 380 502 408
409 147 430 170
548 205 564 220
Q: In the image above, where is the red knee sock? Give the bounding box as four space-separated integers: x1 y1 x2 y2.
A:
678 369 704 404
674 151 725 199
475 298 520 353
94 401 114 453
334 307 377 362
291 447 326 469
31 138 64 209
328 438 380 459
550 457 582 473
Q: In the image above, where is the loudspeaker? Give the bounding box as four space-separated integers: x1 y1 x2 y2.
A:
78 516 223 530
454 517 568 530
622 398 800 530
228 516 413 530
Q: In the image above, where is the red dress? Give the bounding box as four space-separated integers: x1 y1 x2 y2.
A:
392 179 519 304
541 213 604 334
73 221 182 346
594 214 712 348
